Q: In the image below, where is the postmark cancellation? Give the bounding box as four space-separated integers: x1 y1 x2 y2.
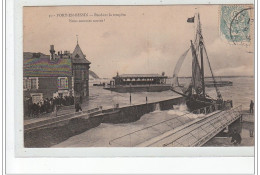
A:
219 4 254 46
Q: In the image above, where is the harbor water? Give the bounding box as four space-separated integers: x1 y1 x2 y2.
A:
54 76 254 147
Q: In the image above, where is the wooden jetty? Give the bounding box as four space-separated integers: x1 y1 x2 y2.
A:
109 105 243 147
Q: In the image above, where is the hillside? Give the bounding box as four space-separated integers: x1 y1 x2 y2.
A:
89 70 100 79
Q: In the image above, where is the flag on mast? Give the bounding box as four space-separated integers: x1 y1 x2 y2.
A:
187 16 195 23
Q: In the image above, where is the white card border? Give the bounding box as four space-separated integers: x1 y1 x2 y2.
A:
5 0 257 173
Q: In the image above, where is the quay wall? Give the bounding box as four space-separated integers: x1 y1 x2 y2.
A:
102 97 185 123
24 97 185 147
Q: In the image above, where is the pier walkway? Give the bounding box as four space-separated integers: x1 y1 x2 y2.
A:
24 88 182 131
24 107 102 131
109 105 242 147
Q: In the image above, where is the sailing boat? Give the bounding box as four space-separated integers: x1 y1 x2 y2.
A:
171 13 231 112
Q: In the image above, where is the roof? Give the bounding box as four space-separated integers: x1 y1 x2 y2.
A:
23 52 72 77
72 44 91 64
72 58 91 64
114 74 168 78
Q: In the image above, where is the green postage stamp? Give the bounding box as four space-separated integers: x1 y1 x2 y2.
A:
220 5 254 46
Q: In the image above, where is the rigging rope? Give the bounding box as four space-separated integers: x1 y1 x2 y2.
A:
202 44 222 100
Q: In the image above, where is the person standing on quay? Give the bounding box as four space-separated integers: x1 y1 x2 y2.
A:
75 102 82 112
231 130 242 145
249 100 254 113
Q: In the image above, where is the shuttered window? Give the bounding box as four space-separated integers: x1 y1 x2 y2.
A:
24 77 38 90
58 77 68 89
31 79 37 89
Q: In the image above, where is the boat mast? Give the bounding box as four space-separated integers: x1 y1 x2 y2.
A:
198 13 205 97
197 13 222 100
200 42 205 97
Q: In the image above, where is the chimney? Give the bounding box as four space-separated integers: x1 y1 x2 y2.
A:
50 45 55 60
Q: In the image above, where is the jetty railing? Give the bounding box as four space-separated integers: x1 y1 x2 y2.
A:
53 105 101 117
109 103 226 147
162 105 242 147
24 106 103 131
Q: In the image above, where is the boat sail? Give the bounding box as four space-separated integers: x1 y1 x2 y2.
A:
171 13 230 111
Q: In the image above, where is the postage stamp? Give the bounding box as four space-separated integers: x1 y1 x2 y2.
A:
219 5 254 46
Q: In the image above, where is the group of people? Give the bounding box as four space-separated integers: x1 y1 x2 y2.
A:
25 96 75 118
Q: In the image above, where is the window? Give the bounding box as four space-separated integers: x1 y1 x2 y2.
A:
81 70 85 80
58 77 68 89
31 79 37 89
74 70 81 80
25 79 31 89
23 77 38 90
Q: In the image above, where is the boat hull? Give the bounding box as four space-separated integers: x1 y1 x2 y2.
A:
186 96 215 112
103 85 171 93
186 96 233 112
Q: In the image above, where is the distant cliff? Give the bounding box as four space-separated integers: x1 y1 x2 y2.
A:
89 70 100 79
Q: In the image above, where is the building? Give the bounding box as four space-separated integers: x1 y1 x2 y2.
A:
23 42 91 105
112 74 168 86
71 42 91 103
103 73 171 93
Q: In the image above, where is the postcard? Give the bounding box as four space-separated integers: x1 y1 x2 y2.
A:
19 4 255 154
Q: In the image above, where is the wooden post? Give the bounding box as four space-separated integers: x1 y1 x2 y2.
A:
130 84 132 105
250 129 254 137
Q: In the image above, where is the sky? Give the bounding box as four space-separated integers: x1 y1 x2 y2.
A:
23 5 254 78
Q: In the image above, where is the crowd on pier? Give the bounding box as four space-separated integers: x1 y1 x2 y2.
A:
24 96 75 118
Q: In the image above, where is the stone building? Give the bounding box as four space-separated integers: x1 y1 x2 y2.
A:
71 42 91 103
23 42 91 105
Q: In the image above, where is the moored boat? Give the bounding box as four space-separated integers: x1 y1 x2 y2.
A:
171 13 232 112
